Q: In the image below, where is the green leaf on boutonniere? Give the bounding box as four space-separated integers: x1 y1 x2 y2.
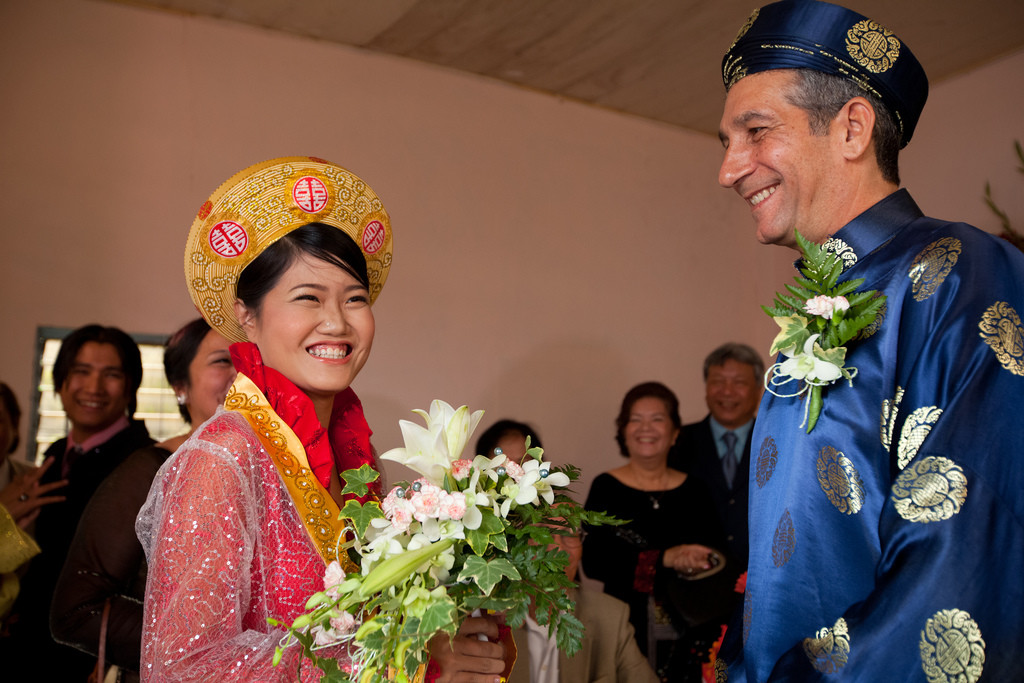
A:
807 385 824 433
769 315 810 355
813 344 847 371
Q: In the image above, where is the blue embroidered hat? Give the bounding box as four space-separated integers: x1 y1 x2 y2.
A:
722 0 928 147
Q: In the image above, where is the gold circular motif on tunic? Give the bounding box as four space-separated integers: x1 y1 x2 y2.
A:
880 385 905 451
979 301 1024 376
897 406 944 470
908 237 962 302
803 617 850 673
920 609 986 683
756 436 778 488
771 509 795 567
714 657 728 682
858 297 886 341
816 446 865 515
891 456 967 523
846 20 901 73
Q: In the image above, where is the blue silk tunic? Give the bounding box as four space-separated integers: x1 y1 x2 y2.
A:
724 190 1024 681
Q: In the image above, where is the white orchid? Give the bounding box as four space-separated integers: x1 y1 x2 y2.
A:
777 334 844 384
521 459 571 504
381 401 485 483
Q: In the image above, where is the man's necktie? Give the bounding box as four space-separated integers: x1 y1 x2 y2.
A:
722 431 738 489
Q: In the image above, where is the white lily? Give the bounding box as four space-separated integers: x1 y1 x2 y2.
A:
414 400 484 462
778 334 843 383
381 401 485 483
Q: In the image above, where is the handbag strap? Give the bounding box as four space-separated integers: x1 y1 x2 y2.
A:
89 598 112 683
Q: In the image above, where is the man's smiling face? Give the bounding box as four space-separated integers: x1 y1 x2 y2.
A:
718 69 846 249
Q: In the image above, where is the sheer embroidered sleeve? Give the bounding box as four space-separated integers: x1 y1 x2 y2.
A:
136 411 336 681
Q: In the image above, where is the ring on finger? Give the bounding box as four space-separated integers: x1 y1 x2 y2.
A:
18 493 29 502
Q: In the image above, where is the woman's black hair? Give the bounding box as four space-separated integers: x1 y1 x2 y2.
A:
236 222 369 312
0 382 22 454
475 419 544 459
163 318 214 423
614 381 682 457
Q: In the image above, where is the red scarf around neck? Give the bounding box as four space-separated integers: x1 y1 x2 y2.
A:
229 342 380 498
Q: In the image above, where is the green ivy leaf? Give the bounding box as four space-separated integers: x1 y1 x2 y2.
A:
489 530 509 553
769 315 810 355
813 344 847 367
457 556 521 595
340 499 384 537
340 464 380 498
419 600 458 638
464 509 505 555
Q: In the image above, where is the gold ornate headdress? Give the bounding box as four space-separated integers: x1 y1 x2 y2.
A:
184 156 393 343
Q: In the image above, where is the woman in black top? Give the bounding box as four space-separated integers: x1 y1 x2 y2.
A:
583 382 726 672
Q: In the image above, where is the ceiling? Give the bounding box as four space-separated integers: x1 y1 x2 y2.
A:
107 0 1024 138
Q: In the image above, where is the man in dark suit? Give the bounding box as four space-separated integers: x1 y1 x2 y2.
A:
0 324 153 677
670 343 763 569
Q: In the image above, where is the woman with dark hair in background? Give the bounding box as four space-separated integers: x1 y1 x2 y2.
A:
135 158 508 682
51 318 235 682
582 382 726 679
475 418 544 465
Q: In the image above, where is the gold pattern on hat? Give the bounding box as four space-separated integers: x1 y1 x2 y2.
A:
723 55 748 90
880 386 905 451
729 8 759 51
756 435 778 488
920 609 986 683
846 20 901 74
897 406 944 470
771 509 795 567
823 237 858 270
816 446 865 515
979 301 1024 376
185 157 393 344
802 617 850 673
909 237 962 302
891 456 967 523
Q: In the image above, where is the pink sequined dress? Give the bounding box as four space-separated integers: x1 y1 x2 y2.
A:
136 344 378 681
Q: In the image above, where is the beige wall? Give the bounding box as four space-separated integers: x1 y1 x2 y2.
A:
2 0 1022 503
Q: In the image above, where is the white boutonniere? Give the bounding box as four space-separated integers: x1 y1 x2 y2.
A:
763 232 886 433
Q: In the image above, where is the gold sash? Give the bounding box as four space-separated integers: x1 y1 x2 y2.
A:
224 375 358 573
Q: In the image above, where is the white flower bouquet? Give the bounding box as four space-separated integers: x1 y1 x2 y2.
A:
272 400 617 682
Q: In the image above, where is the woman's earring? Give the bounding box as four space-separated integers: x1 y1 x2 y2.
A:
176 394 187 406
